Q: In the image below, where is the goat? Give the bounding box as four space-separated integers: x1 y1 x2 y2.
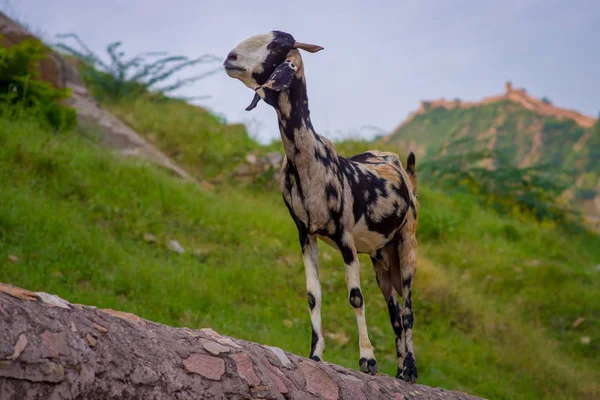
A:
223 31 419 383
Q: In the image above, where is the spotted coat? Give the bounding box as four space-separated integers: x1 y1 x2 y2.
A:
224 30 419 383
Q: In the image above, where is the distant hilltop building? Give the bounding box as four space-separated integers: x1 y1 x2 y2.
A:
390 81 596 138
505 80 526 94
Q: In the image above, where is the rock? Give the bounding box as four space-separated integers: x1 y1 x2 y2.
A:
85 333 97 347
246 154 258 165
230 353 261 386
265 345 292 368
143 233 157 243
580 336 591 345
92 323 109 333
0 282 485 400
167 239 185 254
35 292 71 309
7 255 19 263
8 334 28 360
266 364 289 394
233 164 251 176
325 331 349 346
183 353 225 380
266 152 284 166
299 360 339 400
40 331 70 358
201 340 230 355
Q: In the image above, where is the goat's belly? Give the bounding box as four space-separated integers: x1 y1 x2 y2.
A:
353 228 389 255
316 218 392 256
316 231 385 255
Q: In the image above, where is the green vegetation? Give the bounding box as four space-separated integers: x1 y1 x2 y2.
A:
0 35 76 130
386 100 600 227
55 33 221 103
1 98 599 400
419 136 580 228
103 96 274 180
1 31 599 399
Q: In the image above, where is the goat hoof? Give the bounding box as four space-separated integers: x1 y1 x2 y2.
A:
310 355 321 362
400 356 418 383
359 357 378 375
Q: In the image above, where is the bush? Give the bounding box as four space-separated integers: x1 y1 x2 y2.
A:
418 136 582 229
0 35 76 131
54 33 221 103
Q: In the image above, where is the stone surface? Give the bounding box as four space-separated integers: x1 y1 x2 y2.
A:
92 323 108 333
85 333 96 348
265 345 292 368
0 281 484 400
7 334 28 360
35 292 71 309
39 331 70 358
231 352 261 387
246 154 258 164
266 152 284 166
182 353 225 381
299 360 339 400
267 364 289 394
201 339 230 355
167 239 185 254
143 233 157 243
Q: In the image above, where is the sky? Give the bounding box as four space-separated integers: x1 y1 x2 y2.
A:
3 0 599 143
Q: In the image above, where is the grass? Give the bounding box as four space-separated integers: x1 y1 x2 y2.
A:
0 104 599 400
103 96 278 181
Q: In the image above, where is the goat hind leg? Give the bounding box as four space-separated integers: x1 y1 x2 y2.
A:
372 247 405 379
397 229 418 383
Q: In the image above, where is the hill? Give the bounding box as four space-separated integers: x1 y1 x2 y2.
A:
2 96 600 399
384 82 600 229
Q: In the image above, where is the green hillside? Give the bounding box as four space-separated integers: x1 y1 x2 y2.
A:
1 99 600 400
386 98 600 227
1 32 599 400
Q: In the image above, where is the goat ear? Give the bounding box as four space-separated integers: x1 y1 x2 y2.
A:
261 60 296 92
245 92 261 111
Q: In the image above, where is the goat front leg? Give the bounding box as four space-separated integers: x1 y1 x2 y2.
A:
302 234 325 361
339 232 377 375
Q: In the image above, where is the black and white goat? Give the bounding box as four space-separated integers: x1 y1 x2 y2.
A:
223 31 419 383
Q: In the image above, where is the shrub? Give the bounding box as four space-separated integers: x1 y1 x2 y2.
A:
54 33 221 103
418 136 582 229
0 35 76 131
